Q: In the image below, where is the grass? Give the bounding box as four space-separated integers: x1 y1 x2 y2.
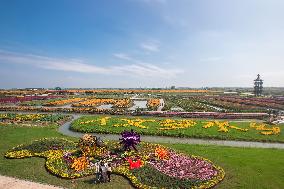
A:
71 115 284 143
1 123 284 189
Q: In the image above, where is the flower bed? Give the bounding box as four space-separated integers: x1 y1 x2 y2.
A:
19 97 67 106
0 95 63 104
71 116 283 142
141 111 268 119
146 99 160 110
163 96 217 112
162 95 283 113
72 98 131 108
196 96 284 112
43 98 86 106
0 105 126 115
0 113 71 126
0 104 269 120
5 138 225 188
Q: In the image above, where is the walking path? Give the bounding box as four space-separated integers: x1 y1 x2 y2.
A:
0 175 63 189
58 115 284 149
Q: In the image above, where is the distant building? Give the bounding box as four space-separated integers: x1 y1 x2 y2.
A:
240 92 255 96
25 88 44 90
254 74 263 96
223 91 238 94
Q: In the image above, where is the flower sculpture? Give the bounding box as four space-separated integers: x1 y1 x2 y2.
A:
78 134 97 156
127 158 142 169
120 130 141 151
250 122 280 135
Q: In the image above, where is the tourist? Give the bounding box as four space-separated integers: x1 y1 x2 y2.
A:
106 163 112 182
100 162 108 183
94 161 101 184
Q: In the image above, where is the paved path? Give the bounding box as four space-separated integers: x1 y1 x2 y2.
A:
0 175 63 189
58 115 284 149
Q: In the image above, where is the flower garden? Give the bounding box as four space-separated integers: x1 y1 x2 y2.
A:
1 89 282 121
1 109 284 189
0 89 284 188
5 135 224 189
71 116 283 142
0 113 71 127
162 95 284 113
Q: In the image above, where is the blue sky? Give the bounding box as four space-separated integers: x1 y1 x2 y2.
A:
0 0 283 88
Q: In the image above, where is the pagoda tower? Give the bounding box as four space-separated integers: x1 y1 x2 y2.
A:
254 74 263 96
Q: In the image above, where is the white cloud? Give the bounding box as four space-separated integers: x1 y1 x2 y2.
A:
140 41 160 52
113 53 133 61
112 50 182 77
112 62 181 78
0 50 182 78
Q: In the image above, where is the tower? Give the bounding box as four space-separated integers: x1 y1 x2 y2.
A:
254 74 263 96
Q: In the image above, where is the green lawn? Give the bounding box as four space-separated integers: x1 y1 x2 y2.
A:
1 124 284 189
71 115 284 142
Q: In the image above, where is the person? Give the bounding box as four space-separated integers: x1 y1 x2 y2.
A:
93 161 101 184
106 163 112 182
100 162 108 183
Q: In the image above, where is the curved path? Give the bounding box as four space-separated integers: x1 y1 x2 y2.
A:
58 115 284 149
0 175 63 189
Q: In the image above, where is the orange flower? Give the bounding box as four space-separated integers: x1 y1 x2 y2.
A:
71 156 89 171
155 147 169 159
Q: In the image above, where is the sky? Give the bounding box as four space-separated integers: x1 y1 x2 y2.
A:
0 0 283 88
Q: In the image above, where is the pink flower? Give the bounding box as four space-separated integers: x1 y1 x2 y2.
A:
149 151 218 181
